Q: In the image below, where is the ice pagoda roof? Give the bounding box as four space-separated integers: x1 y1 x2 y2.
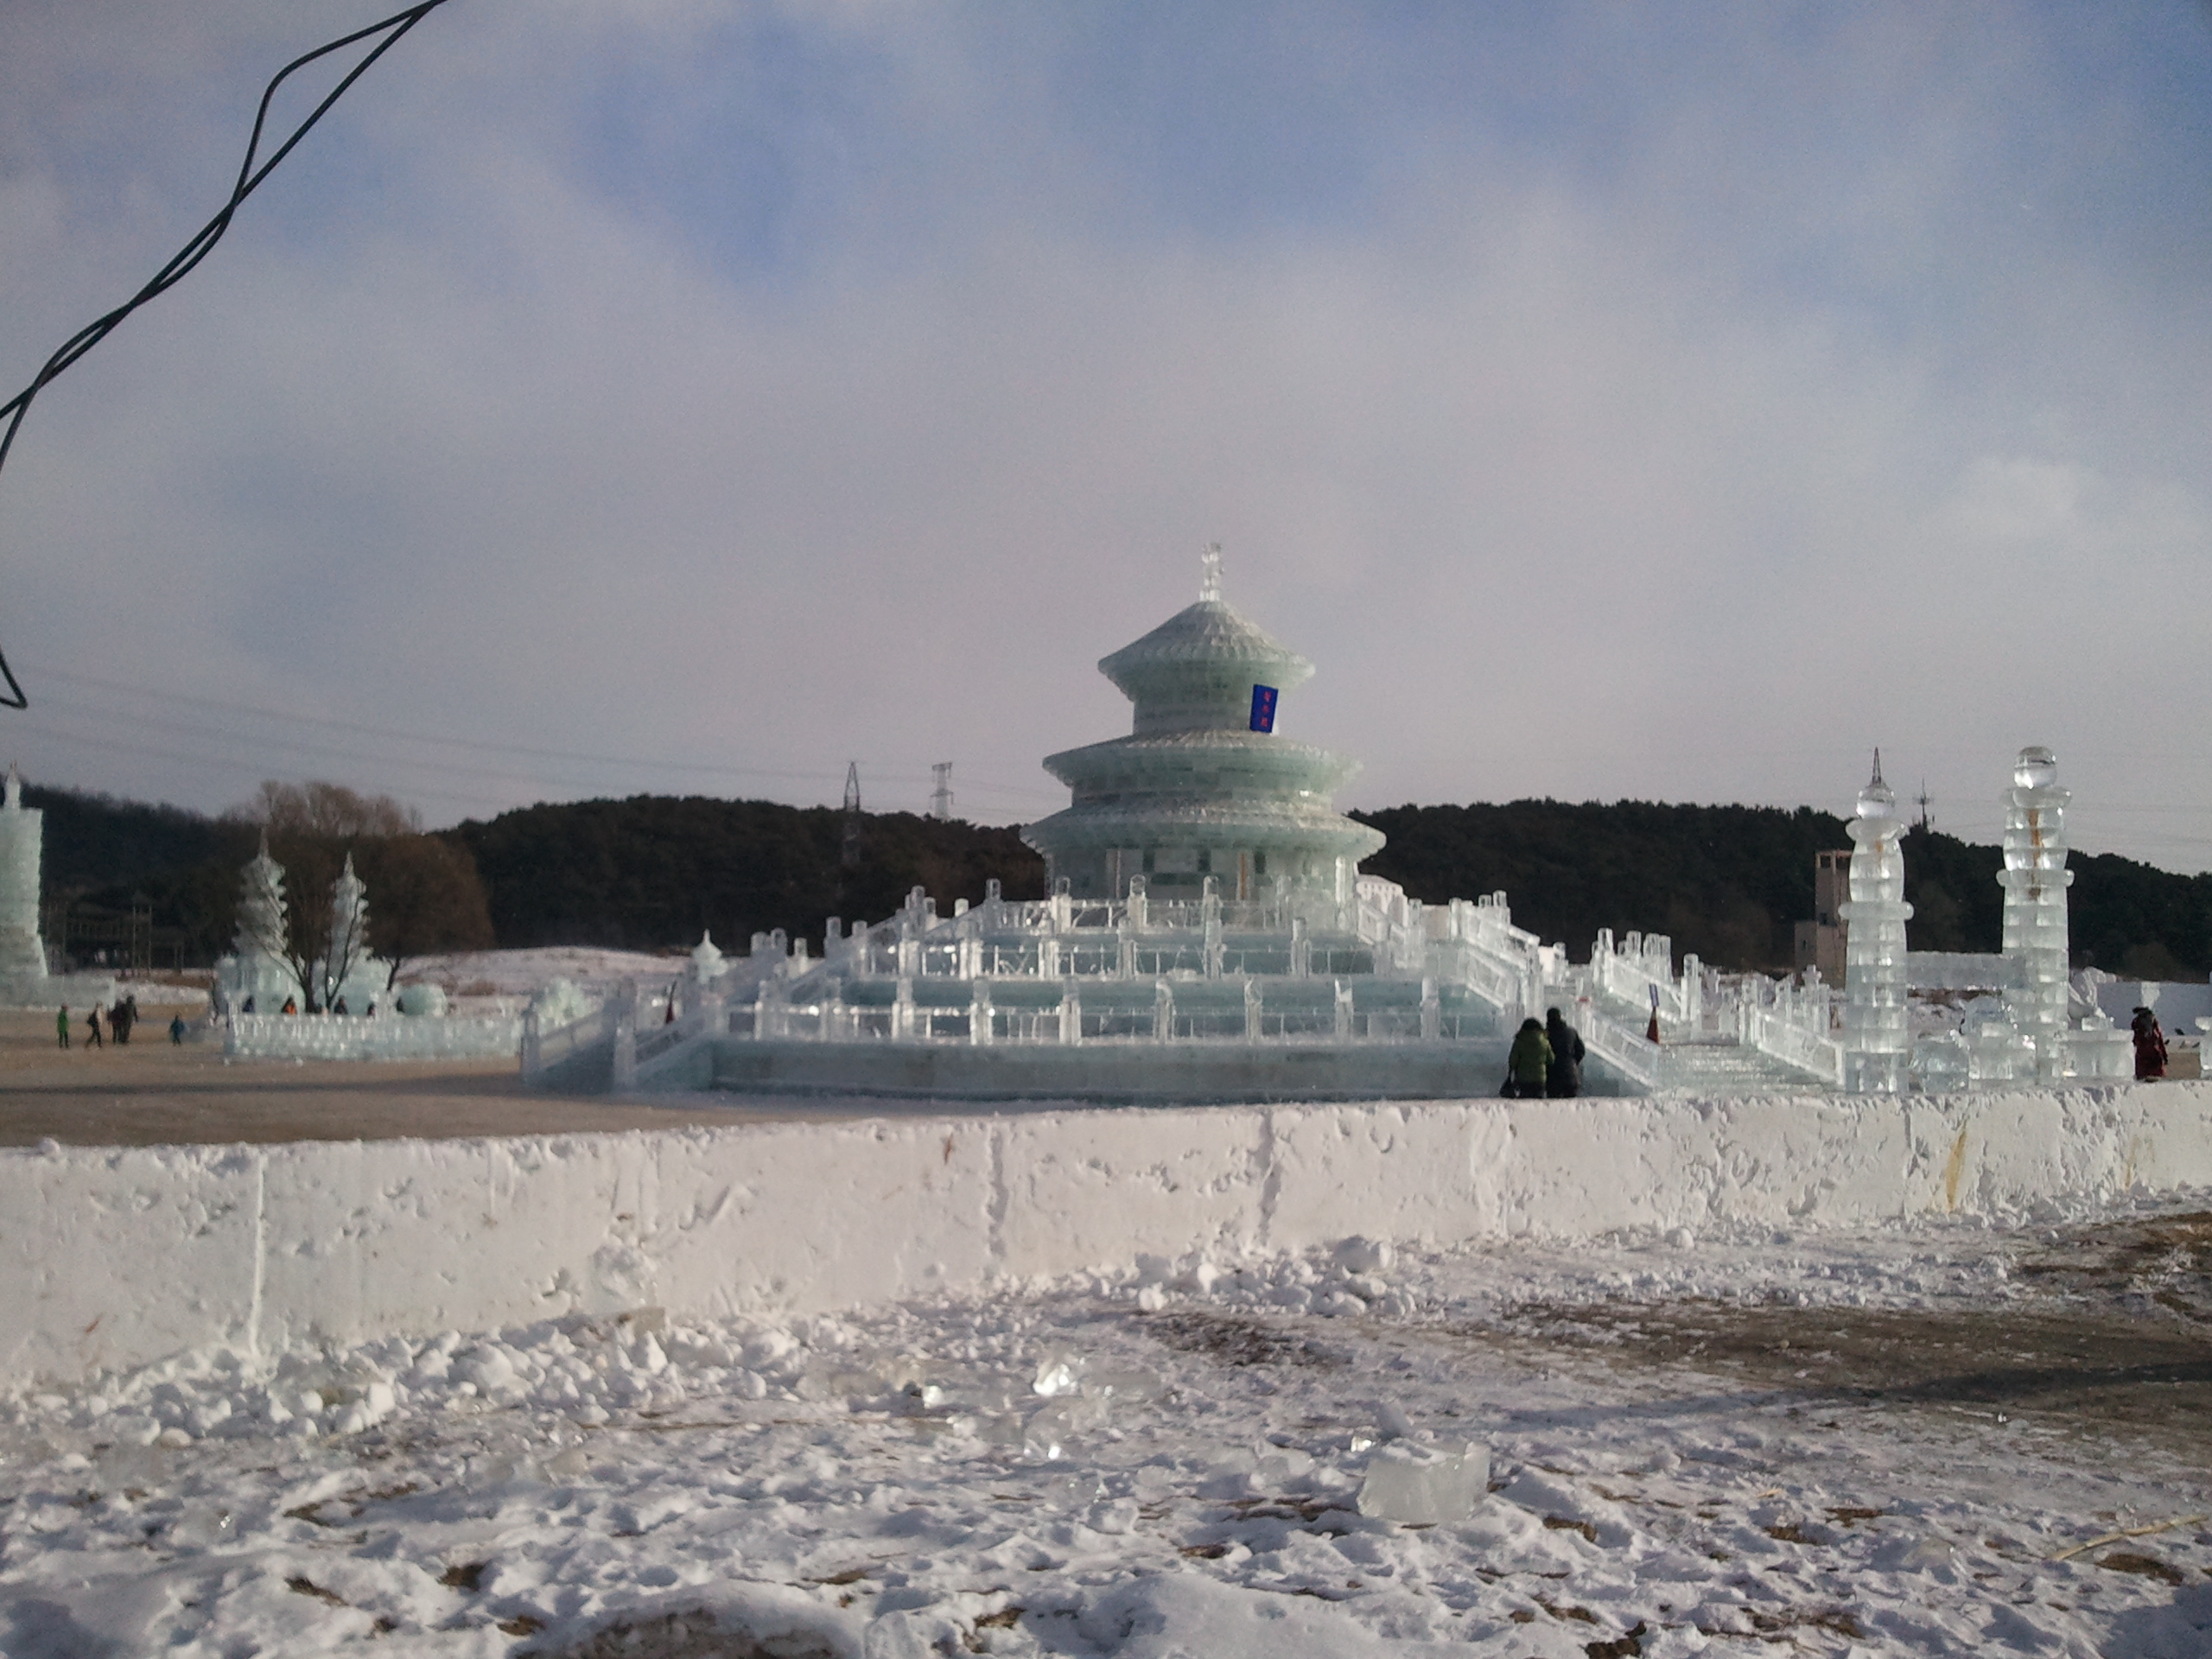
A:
1043 729 1361 797
1097 600 1313 702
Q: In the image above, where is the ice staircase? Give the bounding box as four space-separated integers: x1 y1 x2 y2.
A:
1421 893 1836 1096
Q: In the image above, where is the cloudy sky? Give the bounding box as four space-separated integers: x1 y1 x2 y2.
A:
2 1 2208 868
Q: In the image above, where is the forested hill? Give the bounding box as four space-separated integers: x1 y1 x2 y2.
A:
450 798 1046 952
28 785 252 893
29 785 2210 976
1351 800 2212 978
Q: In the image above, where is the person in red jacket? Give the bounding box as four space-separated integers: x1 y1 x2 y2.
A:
2132 1007 2168 1080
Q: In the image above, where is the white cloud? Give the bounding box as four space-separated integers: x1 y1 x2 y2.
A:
1 2 2207 872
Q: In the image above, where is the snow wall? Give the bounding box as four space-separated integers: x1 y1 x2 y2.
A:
6 1080 2210 1387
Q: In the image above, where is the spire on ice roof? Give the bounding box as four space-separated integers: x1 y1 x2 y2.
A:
1856 748 1897 821
1199 543 1223 604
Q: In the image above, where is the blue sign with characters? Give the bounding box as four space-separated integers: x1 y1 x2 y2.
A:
1249 683 1279 734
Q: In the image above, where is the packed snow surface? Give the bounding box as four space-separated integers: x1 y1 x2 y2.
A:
4 1198 2210 1657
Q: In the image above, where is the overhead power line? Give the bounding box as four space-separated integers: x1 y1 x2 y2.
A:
0 1 454 710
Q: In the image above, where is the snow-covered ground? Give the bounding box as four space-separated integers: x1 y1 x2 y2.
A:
5 1198 2209 1656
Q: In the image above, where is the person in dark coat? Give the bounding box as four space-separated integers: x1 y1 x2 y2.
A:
111 997 135 1045
83 1005 104 1049
1544 1006 1586 1098
2132 1007 2168 1080
1505 1016 1553 1098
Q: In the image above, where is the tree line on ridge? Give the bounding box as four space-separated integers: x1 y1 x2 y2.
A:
38 785 2209 980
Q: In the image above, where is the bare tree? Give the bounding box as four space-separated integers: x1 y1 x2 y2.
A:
353 833 494 990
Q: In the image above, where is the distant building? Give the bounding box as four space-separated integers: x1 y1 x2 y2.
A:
1792 849 1851 982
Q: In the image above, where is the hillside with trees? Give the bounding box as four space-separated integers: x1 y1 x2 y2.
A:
31 785 2208 978
449 797 1046 952
1352 800 2212 978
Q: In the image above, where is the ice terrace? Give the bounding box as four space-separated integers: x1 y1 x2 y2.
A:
523 872 1836 1101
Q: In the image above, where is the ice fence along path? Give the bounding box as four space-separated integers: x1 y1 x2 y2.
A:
6 1081 2212 1386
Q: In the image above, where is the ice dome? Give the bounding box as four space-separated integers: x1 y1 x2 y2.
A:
1853 752 1897 822
2013 745 2058 791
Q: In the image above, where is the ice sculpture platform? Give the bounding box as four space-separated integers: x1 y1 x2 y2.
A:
638 1033 1610 1104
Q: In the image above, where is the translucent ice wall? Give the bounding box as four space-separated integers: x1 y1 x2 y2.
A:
1999 746 2073 1082
1840 760 1913 1093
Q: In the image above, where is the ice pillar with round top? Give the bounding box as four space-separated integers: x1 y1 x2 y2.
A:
1839 753 1913 1094
0 766 48 978
1999 745 2073 1082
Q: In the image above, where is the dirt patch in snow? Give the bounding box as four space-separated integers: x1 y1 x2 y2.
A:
1471 1214 2212 1470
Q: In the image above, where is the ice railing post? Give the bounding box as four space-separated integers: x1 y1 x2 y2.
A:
610 980 639 1092
1202 876 1224 979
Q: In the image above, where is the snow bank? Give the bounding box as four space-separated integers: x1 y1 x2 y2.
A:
5 1081 2209 1386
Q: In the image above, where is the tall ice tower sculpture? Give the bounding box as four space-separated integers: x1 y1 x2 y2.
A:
1021 548 1384 903
1840 753 1913 1093
0 766 48 982
1999 745 2072 1081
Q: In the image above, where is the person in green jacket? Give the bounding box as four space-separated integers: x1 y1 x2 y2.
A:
55 1006 68 1050
1505 1016 1553 1098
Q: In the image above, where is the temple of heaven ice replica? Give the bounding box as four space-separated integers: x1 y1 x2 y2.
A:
517 555 2143 1103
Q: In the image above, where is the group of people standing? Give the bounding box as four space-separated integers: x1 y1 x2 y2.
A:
59 995 139 1048
56 996 186 1048
1505 1007 1586 1098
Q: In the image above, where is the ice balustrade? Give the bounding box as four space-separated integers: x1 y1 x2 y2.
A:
1732 969 1847 1089
226 1009 523 1063
522 997 614 1080
1586 930 1705 1030
686 973 1484 1048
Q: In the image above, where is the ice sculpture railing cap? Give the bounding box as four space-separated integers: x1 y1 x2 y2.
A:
2013 746 2059 791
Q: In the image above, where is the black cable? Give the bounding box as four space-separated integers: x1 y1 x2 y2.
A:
0 0 454 710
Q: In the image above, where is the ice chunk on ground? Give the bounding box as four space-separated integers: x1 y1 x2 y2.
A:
1356 1440 1491 1524
1031 1352 1083 1396
1334 1236 1395 1274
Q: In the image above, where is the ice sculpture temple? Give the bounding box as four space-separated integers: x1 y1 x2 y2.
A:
526 556 2138 1103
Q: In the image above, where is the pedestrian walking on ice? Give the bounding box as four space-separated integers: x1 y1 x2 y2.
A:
83 1004 103 1049
1545 1006 1586 1098
2132 1006 2167 1080
54 1006 67 1049
1505 1016 1552 1098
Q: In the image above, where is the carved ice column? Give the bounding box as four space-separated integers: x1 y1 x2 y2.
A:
324 854 371 1008
223 833 294 1011
1840 755 1913 1094
0 767 48 979
691 930 728 1036
1999 746 2074 1082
